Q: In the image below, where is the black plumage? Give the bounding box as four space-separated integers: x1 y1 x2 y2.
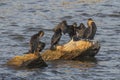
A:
50 29 62 50
53 20 68 34
38 41 45 52
75 23 86 39
83 18 97 40
29 31 45 53
67 22 77 39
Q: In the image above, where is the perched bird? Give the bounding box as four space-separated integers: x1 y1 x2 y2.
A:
50 29 62 50
75 23 86 39
67 22 77 39
53 21 77 40
50 20 68 50
83 18 97 40
53 20 68 34
29 30 45 53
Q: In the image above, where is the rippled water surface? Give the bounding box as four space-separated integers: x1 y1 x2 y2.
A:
0 0 120 80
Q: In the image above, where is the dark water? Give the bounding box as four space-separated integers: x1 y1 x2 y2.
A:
0 0 120 80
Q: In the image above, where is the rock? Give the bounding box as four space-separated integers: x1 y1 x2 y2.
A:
7 40 100 68
41 40 100 61
7 53 47 68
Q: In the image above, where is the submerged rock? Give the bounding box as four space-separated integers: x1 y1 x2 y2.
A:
42 40 100 61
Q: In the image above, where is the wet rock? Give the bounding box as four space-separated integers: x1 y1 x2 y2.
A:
7 40 100 68
7 53 47 68
41 40 100 61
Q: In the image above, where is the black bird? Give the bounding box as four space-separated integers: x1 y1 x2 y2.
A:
53 20 68 34
38 41 45 52
75 23 86 39
50 20 68 50
29 30 45 53
67 22 77 39
83 18 97 40
50 29 62 50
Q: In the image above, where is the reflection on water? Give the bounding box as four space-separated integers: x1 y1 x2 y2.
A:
0 0 120 80
62 0 103 6
49 58 97 69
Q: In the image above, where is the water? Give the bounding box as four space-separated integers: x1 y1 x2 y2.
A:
0 0 120 80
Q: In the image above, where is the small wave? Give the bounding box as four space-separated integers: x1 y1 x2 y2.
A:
0 3 7 6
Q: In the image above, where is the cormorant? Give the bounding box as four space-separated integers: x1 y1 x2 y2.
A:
67 22 77 39
38 41 45 52
29 30 45 53
75 23 86 39
50 29 62 50
83 18 97 40
53 20 68 34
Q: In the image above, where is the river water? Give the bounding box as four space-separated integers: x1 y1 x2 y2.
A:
0 0 120 80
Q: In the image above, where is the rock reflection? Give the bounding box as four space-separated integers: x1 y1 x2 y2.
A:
49 58 97 69
62 0 103 5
